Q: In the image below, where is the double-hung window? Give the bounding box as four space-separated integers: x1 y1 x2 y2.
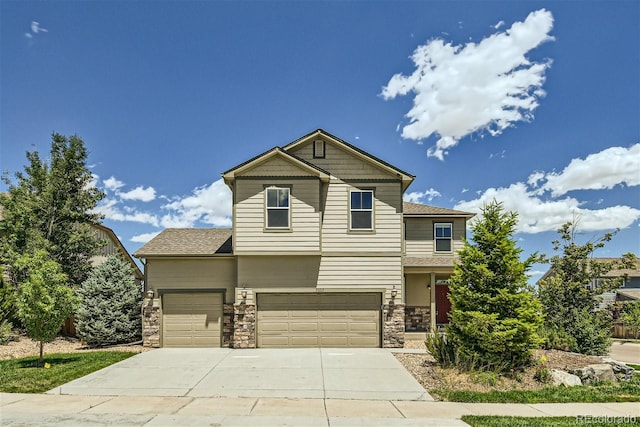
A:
266 187 290 229
434 223 452 252
350 190 373 230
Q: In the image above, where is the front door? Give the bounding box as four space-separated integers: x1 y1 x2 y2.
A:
435 285 451 324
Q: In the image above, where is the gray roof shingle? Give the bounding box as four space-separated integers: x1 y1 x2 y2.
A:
134 228 232 257
403 202 475 217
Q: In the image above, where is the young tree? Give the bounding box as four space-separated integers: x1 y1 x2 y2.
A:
447 200 542 372
14 250 79 365
538 221 636 355
76 255 142 347
0 133 105 288
621 300 640 340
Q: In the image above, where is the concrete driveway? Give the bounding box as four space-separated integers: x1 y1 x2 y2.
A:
48 348 432 401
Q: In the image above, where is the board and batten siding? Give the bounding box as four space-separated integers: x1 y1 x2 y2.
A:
234 178 321 254
146 258 236 303
93 227 119 257
288 140 395 180
404 217 466 257
322 180 402 253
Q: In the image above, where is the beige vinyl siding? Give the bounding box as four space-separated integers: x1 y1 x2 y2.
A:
93 227 119 257
318 256 402 299
242 157 314 177
321 180 402 253
405 274 430 306
237 256 320 293
234 178 321 253
146 258 235 302
288 140 395 180
404 217 466 256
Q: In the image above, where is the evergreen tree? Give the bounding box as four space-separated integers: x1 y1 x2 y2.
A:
76 255 142 347
14 250 79 365
538 222 636 355
0 133 105 288
447 200 542 372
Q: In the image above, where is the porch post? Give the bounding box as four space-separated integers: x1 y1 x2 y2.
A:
430 272 436 332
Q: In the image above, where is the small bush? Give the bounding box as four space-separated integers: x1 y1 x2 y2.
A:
425 332 458 368
534 367 551 383
0 320 12 345
538 324 576 352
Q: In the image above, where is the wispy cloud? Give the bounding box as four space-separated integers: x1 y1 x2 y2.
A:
94 198 160 227
161 179 232 228
25 21 48 40
130 231 161 244
455 144 640 233
119 186 156 202
104 176 125 191
403 188 442 203
382 9 554 160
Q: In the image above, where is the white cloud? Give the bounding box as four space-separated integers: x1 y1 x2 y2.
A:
104 176 125 191
404 188 442 203
493 20 505 30
455 182 640 234
94 198 159 227
540 144 640 197
161 179 232 228
382 9 554 160
119 185 156 202
130 231 161 243
31 21 48 33
527 171 545 188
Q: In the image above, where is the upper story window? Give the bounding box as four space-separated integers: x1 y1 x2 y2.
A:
266 187 290 229
313 140 325 158
434 223 452 252
350 190 373 230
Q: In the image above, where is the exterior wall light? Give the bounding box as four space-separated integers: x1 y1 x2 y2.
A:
146 288 154 299
391 285 398 299
241 288 247 300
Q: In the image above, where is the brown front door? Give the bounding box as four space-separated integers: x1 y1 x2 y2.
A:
435 285 452 324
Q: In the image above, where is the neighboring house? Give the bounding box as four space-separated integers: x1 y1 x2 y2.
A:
134 129 474 348
537 256 640 306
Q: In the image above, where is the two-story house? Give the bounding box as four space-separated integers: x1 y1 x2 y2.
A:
134 129 474 348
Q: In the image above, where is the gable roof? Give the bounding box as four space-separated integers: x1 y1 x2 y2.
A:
92 223 143 280
221 146 330 186
403 201 475 218
537 255 640 284
283 129 415 191
134 228 233 257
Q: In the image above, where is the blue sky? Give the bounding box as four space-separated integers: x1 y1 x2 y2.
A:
1 1 638 280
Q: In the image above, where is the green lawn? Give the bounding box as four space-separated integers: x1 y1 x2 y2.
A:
0 352 136 393
434 373 640 403
462 416 640 427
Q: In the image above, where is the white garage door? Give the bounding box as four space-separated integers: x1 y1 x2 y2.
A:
162 293 222 347
257 293 381 348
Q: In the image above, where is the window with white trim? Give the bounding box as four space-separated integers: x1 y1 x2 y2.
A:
350 190 373 230
266 187 290 228
434 223 452 252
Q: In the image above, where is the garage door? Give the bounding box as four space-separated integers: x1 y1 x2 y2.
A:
162 293 222 347
257 293 381 348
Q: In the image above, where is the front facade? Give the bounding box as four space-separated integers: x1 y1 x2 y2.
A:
135 129 474 348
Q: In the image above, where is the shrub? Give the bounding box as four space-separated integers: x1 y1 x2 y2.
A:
76 255 142 347
0 320 12 345
426 332 458 368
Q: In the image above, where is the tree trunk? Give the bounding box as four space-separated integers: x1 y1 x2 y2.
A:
39 341 44 366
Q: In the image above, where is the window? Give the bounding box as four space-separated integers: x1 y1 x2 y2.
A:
266 187 290 228
313 139 325 158
350 190 373 230
435 223 452 252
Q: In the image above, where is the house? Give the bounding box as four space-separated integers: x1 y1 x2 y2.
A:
134 129 474 348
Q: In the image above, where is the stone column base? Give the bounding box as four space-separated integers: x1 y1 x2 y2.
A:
233 303 256 348
383 303 405 348
142 298 160 348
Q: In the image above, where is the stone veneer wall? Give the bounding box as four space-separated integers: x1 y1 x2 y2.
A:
405 306 430 332
233 303 256 348
383 303 405 348
223 304 235 348
142 298 160 348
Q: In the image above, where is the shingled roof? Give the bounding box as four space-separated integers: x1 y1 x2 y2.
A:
134 228 232 257
403 201 475 217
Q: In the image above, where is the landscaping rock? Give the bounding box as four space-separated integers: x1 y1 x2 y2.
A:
602 357 636 382
550 369 582 387
570 364 616 385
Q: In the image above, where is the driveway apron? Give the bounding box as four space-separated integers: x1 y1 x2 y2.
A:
48 348 431 401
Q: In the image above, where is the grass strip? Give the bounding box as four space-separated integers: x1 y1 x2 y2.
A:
0 351 136 393
462 416 640 427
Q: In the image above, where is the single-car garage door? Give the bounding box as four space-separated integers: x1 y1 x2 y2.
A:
257 293 381 348
162 293 222 347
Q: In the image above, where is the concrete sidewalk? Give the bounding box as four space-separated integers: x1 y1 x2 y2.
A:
1 394 638 426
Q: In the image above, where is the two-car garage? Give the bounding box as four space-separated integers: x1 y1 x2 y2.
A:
160 292 381 348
